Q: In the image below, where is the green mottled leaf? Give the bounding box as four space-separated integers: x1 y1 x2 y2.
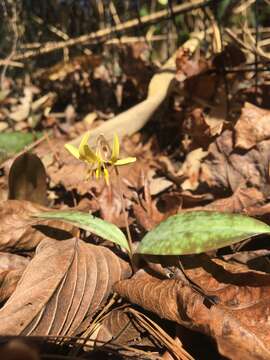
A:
32 210 129 251
0 132 43 163
137 211 270 255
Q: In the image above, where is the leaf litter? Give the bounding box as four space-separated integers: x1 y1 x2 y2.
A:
2 18 270 360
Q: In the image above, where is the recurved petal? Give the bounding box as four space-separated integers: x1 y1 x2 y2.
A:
64 144 80 159
114 157 136 166
79 131 91 157
111 133 120 161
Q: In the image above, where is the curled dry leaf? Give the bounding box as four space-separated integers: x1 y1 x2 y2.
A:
235 103 270 150
8 153 48 206
202 187 264 213
114 259 270 360
0 252 29 302
0 200 74 252
0 238 131 337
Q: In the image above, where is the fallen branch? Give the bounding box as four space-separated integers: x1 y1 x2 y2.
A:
68 32 205 148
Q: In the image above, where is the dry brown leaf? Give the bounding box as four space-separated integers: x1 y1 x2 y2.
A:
235 103 270 150
133 191 182 232
9 88 32 123
179 148 207 191
133 202 164 232
120 42 154 98
98 185 126 228
133 177 166 231
246 203 270 220
115 258 270 360
203 187 264 213
182 108 220 148
0 252 29 302
147 168 173 196
176 48 210 79
95 306 155 347
8 153 48 206
200 130 270 196
0 200 74 251
0 238 131 337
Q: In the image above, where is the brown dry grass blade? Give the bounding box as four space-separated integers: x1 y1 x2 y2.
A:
114 262 270 360
0 200 74 251
0 252 29 302
0 238 131 337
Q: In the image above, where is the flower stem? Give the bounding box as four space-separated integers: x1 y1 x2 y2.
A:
114 167 133 260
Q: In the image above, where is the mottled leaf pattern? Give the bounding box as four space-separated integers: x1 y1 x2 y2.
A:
137 211 270 255
33 210 129 251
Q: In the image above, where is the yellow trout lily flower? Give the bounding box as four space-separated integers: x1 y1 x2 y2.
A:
65 132 136 185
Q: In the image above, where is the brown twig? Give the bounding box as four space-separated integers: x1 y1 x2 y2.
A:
12 0 210 61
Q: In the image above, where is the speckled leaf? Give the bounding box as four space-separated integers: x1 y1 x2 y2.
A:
137 211 270 255
33 210 129 251
0 132 43 163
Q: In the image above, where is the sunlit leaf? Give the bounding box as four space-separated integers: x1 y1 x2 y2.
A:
0 132 43 163
33 210 129 251
136 211 270 255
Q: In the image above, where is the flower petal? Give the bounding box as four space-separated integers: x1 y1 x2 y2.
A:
78 131 98 163
83 146 98 163
114 157 136 166
111 133 120 161
64 144 80 159
79 132 91 156
103 167 110 185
